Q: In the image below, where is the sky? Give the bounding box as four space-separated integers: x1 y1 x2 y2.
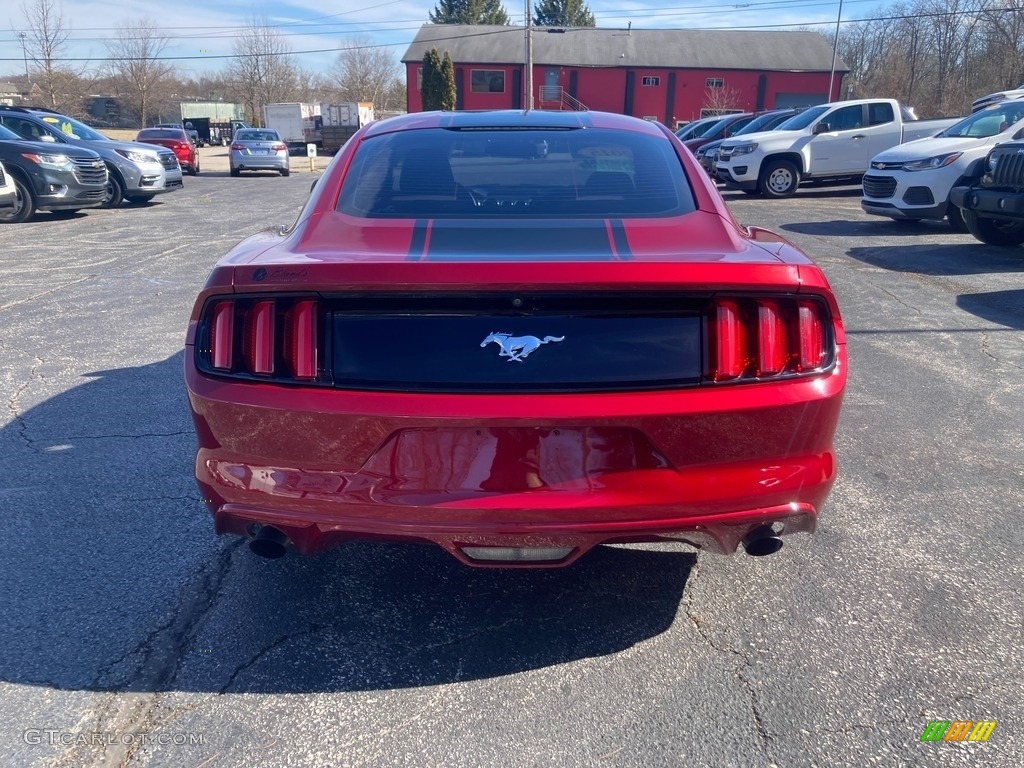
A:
0 0 897 79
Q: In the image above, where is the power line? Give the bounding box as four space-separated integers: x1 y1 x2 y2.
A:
0 4 1018 64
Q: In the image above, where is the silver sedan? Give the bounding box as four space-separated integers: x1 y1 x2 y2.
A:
229 129 290 177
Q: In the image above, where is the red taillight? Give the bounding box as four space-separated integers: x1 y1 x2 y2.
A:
756 300 789 376
709 300 749 381
243 300 275 375
271 143 287 152
284 300 318 379
210 301 234 370
201 297 322 382
797 301 825 371
706 296 831 383
230 143 244 151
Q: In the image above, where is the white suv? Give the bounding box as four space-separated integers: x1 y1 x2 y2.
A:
861 98 1024 229
0 161 15 211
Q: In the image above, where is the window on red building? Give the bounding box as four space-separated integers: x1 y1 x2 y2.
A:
641 76 660 87
706 77 724 88
471 70 506 93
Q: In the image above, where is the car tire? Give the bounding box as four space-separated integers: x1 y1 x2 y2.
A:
187 164 198 176
125 195 155 204
0 175 36 223
946 204 967 232
962 209 1024 246
101 171 124 208
280 168 290 177
758 159 800 198
230 166 240 177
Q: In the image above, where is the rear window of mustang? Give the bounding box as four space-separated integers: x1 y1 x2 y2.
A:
337 127 696 218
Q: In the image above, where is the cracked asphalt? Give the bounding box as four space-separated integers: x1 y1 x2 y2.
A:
0 172 1021 768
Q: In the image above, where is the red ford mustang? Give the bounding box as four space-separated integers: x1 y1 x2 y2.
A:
184 110 847 567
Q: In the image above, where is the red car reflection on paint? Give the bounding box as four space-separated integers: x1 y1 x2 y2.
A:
184 110 847 568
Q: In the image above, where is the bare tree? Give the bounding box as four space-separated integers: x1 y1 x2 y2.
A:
224 17 299 125
21 0 74 109
332 36 404 111
105 19 175 127
701 84 745 116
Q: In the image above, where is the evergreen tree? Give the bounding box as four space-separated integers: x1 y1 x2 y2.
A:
429 0 510 25
439 52 457 110
421 48 444 110
533 0 595 27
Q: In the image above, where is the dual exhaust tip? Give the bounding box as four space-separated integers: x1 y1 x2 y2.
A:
249 524 784 560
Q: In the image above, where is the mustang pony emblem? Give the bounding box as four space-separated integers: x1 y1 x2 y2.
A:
481 332 565 362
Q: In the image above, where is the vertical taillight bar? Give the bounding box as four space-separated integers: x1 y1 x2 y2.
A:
285 300 318 379
797 301 825 371
210 301 234 370
243 300 276 374
756 300 788 376
709 300 748 381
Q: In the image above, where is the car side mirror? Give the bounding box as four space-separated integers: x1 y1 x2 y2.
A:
812 122 831 134
40 134 58 143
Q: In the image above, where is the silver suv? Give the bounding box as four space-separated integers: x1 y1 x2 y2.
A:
0 106 183 207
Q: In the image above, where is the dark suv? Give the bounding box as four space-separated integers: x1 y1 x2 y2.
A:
950 140 1024 246
0 122 107 223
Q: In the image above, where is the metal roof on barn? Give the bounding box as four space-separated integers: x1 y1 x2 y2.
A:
402 24 848 72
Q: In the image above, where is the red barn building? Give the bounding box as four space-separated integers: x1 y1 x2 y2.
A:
403 25 849 126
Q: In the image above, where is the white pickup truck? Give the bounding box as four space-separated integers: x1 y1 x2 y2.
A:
715 98 959 198
861 98 1024 229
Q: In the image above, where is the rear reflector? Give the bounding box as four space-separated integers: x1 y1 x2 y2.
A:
460 546 575 562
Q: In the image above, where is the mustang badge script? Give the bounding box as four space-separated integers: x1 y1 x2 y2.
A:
481 332 565 362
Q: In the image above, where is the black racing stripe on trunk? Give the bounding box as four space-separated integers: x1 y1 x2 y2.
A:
610 219 633 260
425 221 615 261
407 219 428 260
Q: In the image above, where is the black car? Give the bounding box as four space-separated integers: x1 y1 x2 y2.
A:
0 123 107 223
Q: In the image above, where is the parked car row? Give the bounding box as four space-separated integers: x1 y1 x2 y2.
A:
0 105 184 222
680 94 1024 248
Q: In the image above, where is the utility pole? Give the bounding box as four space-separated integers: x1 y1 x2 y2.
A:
827 0 844 103
18 31 30 90
525 0 534 110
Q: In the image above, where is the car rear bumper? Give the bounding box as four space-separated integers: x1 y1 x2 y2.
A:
230 152 289 171
186 355 846 566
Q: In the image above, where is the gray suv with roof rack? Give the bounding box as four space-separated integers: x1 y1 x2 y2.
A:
0 106 183 208
0 122 107 223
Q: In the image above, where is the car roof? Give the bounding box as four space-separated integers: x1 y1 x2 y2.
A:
363 110 667 140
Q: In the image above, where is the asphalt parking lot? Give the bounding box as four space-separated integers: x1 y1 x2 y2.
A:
1 170 1021 768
